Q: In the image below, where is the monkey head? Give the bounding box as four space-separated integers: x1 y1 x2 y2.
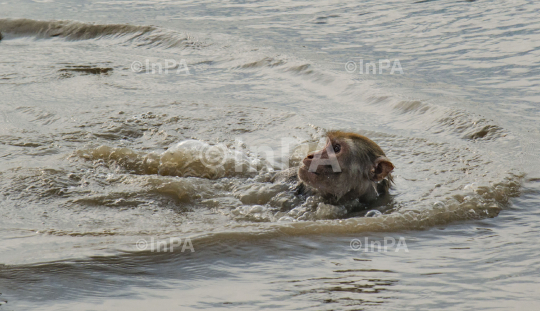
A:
298 131 394 200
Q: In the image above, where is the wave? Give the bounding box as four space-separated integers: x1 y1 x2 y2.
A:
0 18 202 49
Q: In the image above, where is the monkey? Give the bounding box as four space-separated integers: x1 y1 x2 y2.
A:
272 131 394 204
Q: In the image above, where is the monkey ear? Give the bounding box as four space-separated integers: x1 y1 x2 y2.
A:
370 156 394 182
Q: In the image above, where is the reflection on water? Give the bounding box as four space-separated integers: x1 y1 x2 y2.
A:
1 0 540 309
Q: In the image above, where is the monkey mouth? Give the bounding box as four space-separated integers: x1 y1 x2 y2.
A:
300 165 319 175
300 165 341 176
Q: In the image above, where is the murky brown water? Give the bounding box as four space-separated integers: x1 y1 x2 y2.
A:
1 0 540 310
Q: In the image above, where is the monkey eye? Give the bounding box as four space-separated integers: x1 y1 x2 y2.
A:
333 144 341 153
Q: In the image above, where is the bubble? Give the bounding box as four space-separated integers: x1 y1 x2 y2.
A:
277 216 295 222
365 210 382 217
249 205 265 214
433 201 445 209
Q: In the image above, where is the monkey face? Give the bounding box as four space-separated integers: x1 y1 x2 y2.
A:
297 131 394 200
298 137 352 197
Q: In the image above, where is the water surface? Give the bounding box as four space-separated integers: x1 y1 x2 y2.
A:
1 0 540 310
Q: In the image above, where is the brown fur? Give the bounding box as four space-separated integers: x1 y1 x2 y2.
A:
296 131 394 202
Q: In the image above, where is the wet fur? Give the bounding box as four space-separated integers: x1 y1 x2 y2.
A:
273 131 394 203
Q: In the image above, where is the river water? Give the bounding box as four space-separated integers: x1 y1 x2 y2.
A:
1 0 540 310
